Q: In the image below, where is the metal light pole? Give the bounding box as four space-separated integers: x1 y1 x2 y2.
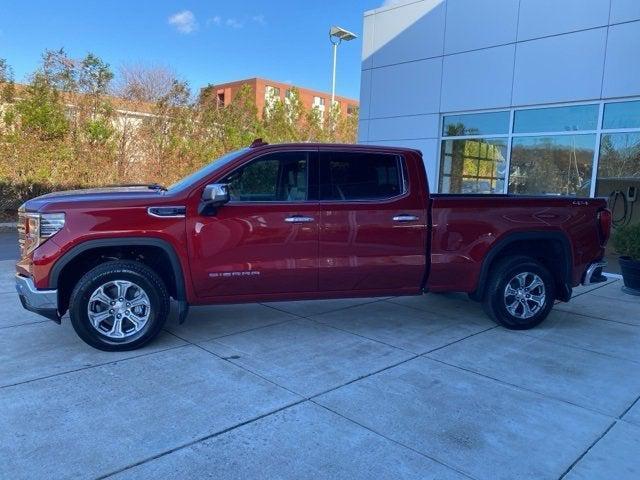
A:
329 26 357 108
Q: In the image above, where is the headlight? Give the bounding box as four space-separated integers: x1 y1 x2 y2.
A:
19 212 65 255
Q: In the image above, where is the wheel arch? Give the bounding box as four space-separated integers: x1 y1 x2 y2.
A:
471 231 573 302
50 237 187 315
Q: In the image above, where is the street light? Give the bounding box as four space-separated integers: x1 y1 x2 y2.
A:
329 26 358 108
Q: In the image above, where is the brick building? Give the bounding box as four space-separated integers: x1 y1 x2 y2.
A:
202 77 358 118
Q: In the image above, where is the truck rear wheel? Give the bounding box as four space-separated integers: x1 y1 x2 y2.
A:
483 256 555 330
69 260 170 351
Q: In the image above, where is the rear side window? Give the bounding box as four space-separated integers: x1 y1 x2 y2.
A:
320 152 404 201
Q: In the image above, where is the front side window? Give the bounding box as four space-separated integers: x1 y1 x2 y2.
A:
320 152 404 201
222 152 308 202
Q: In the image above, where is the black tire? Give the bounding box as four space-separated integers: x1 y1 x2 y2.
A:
482 255 555 330
69 260 170 351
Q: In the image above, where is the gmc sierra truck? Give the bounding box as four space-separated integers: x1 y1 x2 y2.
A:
16 141 611 351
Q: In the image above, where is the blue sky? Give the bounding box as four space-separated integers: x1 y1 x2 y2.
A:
0 0 386 100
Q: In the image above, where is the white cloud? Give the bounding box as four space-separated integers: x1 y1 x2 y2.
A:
206 15 250 29
207 15 222 26
252 14 266 26
225 18 243 29
168 10 198 34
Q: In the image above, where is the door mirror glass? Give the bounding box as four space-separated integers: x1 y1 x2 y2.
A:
202 183 230 205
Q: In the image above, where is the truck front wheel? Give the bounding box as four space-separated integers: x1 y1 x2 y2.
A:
483 256 555 330
69 260 170 351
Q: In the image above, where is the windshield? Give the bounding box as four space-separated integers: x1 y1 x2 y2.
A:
167 148 249 192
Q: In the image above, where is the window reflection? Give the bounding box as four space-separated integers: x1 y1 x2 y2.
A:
603 101 640 130
509 135 595 196
596 133 640 196
513 105 599 133
439 138 507 194
442 111 509 137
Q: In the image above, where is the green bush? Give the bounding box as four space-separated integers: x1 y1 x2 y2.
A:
613 223 640 260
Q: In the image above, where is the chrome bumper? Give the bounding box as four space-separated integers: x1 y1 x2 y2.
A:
582 261 608 286
15 274 60 322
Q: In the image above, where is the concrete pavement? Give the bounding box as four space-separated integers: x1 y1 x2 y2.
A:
1 257 639 479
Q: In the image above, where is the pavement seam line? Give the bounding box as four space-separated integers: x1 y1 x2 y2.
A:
311 401 479 480
569 280 619 299
194 342 305 398
557 420 617 480
260 295 391 318
0 343 189 390
262 296 485 356
543 306 640 328
515 329 640 366
95 399 308 479
167 314 424 403
0 319 49 330
166 316 296 344
618 394 640 420
381 297 470 320
422 325 498 355
161 329 304 397
425 355 617 419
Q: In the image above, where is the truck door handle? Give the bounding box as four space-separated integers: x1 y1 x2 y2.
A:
393 214 419 222
285 215 315 223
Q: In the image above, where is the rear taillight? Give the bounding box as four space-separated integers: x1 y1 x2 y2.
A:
597 209 612 246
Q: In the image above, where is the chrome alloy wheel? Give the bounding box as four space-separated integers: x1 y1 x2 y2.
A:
87 280 151 339
504 272 546 319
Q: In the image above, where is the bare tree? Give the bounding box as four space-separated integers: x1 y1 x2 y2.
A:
114 64 181 103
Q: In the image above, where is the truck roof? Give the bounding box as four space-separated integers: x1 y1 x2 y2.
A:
247 140 422 156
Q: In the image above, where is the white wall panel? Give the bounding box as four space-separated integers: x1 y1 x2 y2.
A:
512 28 607 105
361 14 375 70
444 0 519 54
368 114 439 141
518 0 610 41
602 21 640 98
441 44 515 112
357 120 370 142
372 0 446 67
369 57 442 118
359 69 372 119
610 0 640 24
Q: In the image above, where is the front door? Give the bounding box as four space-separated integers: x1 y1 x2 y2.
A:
189 150 319 299
318 149 427 293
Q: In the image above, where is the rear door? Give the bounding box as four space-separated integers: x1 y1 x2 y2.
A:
318 148 427 293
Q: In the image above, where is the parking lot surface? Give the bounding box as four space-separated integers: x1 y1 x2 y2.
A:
1 256 639 479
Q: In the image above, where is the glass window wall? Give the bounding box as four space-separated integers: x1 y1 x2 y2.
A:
509 135 595 196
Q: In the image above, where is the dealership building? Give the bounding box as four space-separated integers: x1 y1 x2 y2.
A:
358 0 640 252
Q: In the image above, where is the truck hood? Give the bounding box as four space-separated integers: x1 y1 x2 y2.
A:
22 186 165 212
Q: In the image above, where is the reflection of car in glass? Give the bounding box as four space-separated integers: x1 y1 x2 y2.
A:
16 141 612 350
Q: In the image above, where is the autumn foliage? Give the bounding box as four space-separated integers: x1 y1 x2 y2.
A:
0 50 358 212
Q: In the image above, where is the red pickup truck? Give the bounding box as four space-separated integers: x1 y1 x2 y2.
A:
16 141 611 351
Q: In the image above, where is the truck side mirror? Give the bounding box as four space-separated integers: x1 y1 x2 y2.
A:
199 183 230 215
202 183 230 205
